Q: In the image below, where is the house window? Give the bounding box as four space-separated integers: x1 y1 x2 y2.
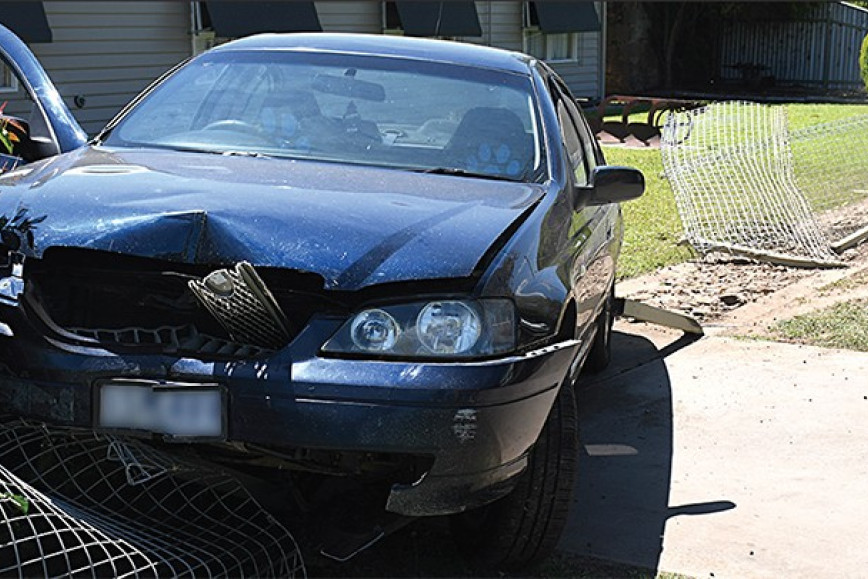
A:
0 64 18 94
522 4 581 63
523 30 580 63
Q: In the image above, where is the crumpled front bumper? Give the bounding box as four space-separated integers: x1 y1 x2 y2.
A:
0 305 579 516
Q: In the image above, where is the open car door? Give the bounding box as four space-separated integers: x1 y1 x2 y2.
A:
0 22 86 171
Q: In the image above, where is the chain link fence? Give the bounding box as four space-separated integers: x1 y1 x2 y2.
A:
0 419 305 578
661 101 868 267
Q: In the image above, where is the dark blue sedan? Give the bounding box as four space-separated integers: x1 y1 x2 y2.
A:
0 28 642 569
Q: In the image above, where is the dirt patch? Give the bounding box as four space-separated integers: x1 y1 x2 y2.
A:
617 241 868 338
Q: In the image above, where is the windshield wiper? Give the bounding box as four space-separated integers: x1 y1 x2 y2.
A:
166 146 273 158
415 167 519 182
220 150 271 158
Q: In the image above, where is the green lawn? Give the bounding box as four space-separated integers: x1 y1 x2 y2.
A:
603 102 868 280
772 299 868 351
604 146 693 280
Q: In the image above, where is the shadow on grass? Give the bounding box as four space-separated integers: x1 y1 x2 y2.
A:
305 329 731 577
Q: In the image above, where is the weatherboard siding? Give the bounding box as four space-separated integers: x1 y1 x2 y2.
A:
315 2 381 34
460 2 603 100
12 2 191 135
1 1 604 138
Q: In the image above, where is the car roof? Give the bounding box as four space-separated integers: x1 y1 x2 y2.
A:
211 32 534 75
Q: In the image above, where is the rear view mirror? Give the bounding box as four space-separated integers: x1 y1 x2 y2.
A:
577 165 645 206
312 73 386 102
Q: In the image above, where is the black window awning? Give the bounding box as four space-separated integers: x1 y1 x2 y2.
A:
395 2 482 37
203 2 322 38
0 2 52 43
531 2 600 34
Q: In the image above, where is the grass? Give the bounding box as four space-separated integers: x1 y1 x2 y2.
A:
819 268 868 294
605 146 693 280
595 102 868 128
772 299 868 351
603 102 868 280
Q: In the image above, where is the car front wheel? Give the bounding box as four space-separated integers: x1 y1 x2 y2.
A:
449 379 578 571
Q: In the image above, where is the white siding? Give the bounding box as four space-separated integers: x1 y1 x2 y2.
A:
547 31 603 100
29 2 191 135
315 2 381 34
462 2 523 51
461 2 604 100
2 1 605 137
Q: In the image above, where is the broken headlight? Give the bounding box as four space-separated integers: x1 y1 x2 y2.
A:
322 299 516 358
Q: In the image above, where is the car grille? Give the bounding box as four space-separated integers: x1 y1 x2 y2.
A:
24 249 327 360
188 262 291 351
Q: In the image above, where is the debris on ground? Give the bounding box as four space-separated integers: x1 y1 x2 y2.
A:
618 242 868 325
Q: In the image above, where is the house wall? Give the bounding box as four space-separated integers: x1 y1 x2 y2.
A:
4 1 604 137
719 2 868 90
315 2 382 34
460 1 604 100
3 2 190 135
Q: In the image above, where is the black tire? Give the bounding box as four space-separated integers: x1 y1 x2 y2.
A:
449 381 579 571
583 284 615 374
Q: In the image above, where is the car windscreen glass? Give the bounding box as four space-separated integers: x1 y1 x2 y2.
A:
103 50 545 182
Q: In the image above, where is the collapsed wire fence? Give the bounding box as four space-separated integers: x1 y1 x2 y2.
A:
0 418 305 578
661 101 868 267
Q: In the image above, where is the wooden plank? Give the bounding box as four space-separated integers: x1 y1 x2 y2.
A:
44 1 186 15
618 298 704 335
34 52 187 71
43 13 185 28
28 40 190 57
315 1 381 33
50 27 188 42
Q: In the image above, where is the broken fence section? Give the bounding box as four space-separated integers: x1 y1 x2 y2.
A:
0 419 305 578
661 101 868 267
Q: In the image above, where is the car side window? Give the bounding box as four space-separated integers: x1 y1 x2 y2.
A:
560 92 600 171
554 94 588 186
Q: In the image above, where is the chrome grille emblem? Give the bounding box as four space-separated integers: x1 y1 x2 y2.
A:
188 262 290 350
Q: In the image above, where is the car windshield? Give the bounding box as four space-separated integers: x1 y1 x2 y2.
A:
104 50 544 182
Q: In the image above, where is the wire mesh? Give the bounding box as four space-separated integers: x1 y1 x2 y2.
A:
0 419 305 578
661 101 844 267
791 114 868 246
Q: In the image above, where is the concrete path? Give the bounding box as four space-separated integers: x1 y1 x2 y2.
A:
559 321 868 578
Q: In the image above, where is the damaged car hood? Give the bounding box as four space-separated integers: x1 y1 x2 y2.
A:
0 147 544 290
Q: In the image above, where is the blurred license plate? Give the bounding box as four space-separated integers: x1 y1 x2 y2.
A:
98 381 224 438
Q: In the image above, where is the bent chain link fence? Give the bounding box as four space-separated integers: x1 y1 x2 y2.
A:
791 114 868 251
661 101 868 267
0 419 305 578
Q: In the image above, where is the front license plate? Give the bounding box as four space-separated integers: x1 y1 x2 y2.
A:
98 380 224 439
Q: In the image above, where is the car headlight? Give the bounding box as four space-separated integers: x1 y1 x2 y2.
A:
322 299 515 358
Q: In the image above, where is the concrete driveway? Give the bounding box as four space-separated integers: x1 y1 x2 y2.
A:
560 321 868 578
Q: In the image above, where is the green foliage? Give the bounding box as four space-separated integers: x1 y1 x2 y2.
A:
0 492 30 515
861 33 868 94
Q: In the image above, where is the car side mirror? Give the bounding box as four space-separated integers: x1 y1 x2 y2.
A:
575 165 645 206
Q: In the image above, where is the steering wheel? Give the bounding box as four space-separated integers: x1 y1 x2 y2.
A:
201 119 268 139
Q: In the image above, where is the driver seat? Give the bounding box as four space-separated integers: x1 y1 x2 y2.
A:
444 107 532 178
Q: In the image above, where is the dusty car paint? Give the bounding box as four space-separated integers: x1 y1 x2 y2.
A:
0 147 544 290
0 30 641 529
0 24 86 153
